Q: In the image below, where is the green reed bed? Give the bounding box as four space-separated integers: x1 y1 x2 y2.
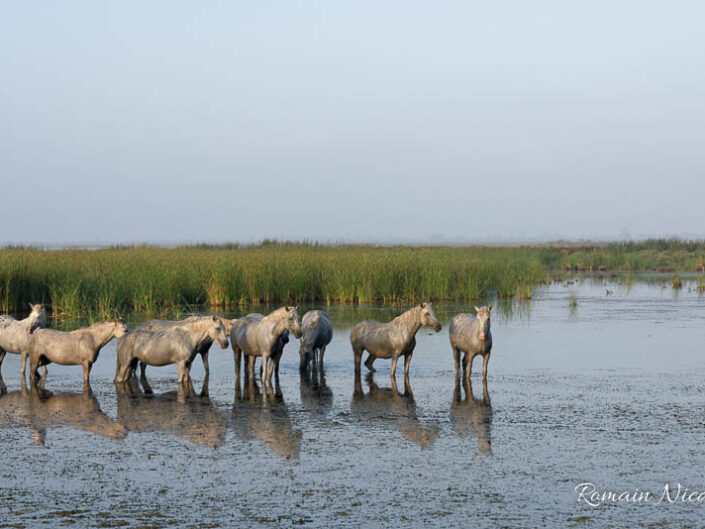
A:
544 239 705 272
0 244 542 316
1 240 703 316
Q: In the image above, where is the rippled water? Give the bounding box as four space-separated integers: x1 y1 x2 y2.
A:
2 279 705 527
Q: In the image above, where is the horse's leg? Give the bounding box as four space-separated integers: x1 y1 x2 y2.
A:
267 356 275 386
482 352 491 379
29 354 39 384
20 350 27 376
119 358 132 383
247 355 255 381
82 360 91 383
261 354 269 387
139 361 147 379
201 372 210 397
353 347 363 373
201 351 209 375
176 361 186 383
114 355 123 382
390 354 399 379
184 358 192 381
452 346 461 373
233 346 241 380
465 353 475 379
404 351 413 378
364 353 376 373
462 352 469 376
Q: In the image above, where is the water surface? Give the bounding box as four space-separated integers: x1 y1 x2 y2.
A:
1 280 705 527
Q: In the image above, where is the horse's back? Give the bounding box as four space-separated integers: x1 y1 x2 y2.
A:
303 310 333 347
231 314 263 338
0 316 21 350
350 320 379 344
449 314 476 343
0 315 17 330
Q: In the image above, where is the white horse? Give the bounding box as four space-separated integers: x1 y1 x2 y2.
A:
350 303 441 379
29 318 128 383
0 304 46 378
230 307 302 386
115 316 228 383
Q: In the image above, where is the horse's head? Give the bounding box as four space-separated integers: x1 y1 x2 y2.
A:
27 303 45 334
113 318 129 339
419 302 441 332
299 339 312 371
209 316 229 349
285 306 302 339
218 318 234 335
474 305 492 341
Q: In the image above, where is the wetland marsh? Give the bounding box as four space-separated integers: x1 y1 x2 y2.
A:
2 279 705 527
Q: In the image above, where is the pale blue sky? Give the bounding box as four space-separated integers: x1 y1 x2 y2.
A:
2 1 703 245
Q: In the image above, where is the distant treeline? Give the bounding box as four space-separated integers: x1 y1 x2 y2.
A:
0 240 703 317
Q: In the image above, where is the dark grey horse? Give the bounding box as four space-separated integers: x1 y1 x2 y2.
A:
299 310 333 370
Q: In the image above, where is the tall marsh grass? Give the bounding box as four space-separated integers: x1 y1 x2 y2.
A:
1 239 703 316
0 243 542 315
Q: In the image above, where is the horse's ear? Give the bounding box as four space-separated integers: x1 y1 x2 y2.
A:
419 302 425 308
285 307 291 312
474 306 480 313
40 304 44 310
488 305 493 312
212 315 218 321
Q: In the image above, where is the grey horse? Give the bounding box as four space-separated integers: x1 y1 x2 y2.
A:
135 316 234 378
0 304 46 378
350 303 441 379
29 318 128 383
230 307 302 386
449 305 493 379
115 316 228 383
299 310 333 371
249 330 290 381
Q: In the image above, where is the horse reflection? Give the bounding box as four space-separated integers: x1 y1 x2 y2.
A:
0 376 125 444
450 376 492 454
351 373 438 449
299 367 333 416
232 377 301 459
116 375 227 448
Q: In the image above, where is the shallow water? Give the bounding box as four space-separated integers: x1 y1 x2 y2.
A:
2 280 705 527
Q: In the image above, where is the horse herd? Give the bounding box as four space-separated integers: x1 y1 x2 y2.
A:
0 302 494 386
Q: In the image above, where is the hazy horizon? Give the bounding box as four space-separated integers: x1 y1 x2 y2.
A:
3 1 704 245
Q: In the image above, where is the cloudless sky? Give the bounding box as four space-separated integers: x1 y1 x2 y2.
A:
2 1 704 245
